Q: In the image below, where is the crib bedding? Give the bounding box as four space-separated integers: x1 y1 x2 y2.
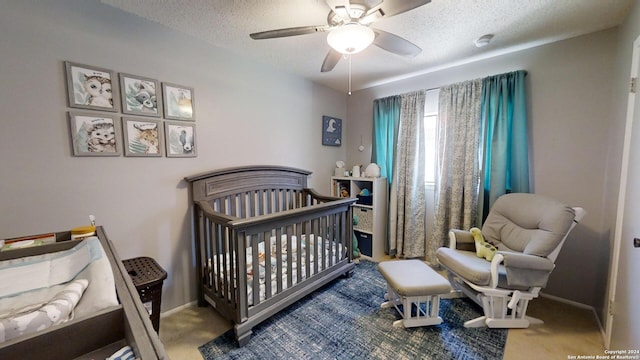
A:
210 234 344 304
0 237 119 343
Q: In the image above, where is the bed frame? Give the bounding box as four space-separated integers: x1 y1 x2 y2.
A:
0 227 167 360
186 165 357 346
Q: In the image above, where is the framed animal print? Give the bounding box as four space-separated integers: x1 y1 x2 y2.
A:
122 117 163 157
119 73 162 117
65 61 118 112
162 83 195 121
164 121 197 158
68 111 121 156
322 115 342 146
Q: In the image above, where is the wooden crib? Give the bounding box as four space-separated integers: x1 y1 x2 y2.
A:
185 166 357 346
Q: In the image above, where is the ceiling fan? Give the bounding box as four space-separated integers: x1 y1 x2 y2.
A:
249 0 431 73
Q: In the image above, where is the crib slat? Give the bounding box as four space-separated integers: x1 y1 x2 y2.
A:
285 226 292 288
312 218 319 275
275 227 283 294
212 222 220 293
257 190 264 217
296 222 303 284
285 189 291 211
237 193 243 218
267 190 272 216
304 220 311 280
339 211 344 261
263 230 272 300
237 229 248 319
320 216 327 271
251 233 260 307
328 215 335 267
221 226 230 302
203 218 211 289
274 189 280 213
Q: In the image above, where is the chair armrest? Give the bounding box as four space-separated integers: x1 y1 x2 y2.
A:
497 251 555 288
499 251 554 272
448 229 476 252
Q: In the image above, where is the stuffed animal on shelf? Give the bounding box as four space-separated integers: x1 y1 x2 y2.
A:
352 214 361 258
470 227 497 261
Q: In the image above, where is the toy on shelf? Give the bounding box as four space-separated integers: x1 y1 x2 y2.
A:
364 163 381 178
352 214 360 259
71 215 97 240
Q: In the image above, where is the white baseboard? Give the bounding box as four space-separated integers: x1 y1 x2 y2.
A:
540 293 605 337
540 293 592 310
159 300 197 319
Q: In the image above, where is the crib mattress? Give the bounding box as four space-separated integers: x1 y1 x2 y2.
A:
209 234 344 305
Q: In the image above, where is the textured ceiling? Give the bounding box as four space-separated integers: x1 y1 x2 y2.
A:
101 0 632 93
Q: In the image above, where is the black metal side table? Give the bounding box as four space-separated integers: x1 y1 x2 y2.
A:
122 256 167 332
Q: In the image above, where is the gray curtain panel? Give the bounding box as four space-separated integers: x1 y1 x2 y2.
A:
389 90 427 258
431 79 482 264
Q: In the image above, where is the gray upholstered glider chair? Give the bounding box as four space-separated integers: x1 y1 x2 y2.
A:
436 193 585 328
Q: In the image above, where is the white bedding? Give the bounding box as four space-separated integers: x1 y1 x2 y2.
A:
209 234 344 305
0 237 119 342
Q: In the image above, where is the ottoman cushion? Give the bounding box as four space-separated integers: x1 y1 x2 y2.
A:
378 260 450 297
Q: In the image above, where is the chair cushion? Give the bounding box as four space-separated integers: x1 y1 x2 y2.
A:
436 248 530 290
482 193 575 257
436 248 495 286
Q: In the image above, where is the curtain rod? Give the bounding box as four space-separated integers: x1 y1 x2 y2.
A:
373 69 527 102
375 87 439 102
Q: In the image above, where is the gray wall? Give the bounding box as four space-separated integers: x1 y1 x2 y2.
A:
0 0 347 312
346 29 618 310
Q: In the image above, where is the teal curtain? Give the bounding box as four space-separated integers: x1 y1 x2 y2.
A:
481 70 529 219
372 96 401 185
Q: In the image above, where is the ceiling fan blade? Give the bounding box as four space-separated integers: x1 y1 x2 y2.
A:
325 0 350 13
321 49 342 72
250 25 329 40
368 0 431 20
373 29 421 57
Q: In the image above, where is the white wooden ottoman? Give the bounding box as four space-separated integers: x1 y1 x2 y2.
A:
378 260 451 328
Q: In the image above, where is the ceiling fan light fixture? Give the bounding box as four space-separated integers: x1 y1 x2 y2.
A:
327 23 375 54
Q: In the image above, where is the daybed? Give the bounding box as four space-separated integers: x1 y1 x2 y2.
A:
0 226 167 359
185 165 357 346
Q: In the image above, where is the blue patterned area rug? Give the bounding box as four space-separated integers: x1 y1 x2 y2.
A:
199 260 506 360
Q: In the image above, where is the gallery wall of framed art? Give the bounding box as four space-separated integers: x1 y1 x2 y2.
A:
64 61 197 158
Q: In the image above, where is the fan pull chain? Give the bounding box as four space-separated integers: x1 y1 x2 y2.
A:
348 54 352 96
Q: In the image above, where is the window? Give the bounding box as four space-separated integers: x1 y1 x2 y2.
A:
424 89 439 184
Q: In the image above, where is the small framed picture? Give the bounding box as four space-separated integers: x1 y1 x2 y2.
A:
65 61 118 112
164 121 197 157
68 111 121 156
322 116 342 146
119 73 162 117
122 117 163 157
162 83 195 121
